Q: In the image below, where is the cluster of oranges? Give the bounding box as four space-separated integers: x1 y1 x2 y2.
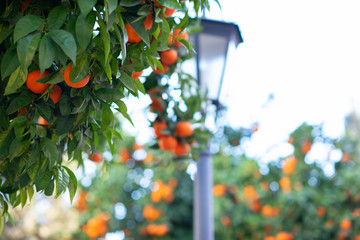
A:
118 142 153 164
150 179 177 203
142 204 162 221
82 213 109 239
139 224 169 237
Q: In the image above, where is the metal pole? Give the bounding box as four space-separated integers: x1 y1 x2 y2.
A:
194 149 214 240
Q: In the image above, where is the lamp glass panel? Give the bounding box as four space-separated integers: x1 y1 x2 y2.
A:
198 33 229 101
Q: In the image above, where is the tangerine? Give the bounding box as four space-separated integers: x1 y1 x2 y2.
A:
64 65 90 88
175 121 193 137
38 116 49 126
49 84 62 104
154 63 169 74
172 142 190 156
164 8 176 17
174 32 189 47
125 24 142 43
339 218 352 230
144 13 153 30
132 70 144 79
158 136 177 151
26 70 50 94
153 122 168 138
160 49 178 65
90 152 103 163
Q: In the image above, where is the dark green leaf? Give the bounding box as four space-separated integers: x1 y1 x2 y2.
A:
39 35 56 74
119 0 143 7
36 68 65 84
47 5 69 30
77 0 97 17
4 67 27 96
6 91 35 115
119 70 136 92
134 78 145 94
26 144 41 169
17 32 41 71
97 16 110 64
35 171 52 191
14 15 43 43
40 138 58 169
115 100 133 126
157 0 181 9
76 12 96 51
100 104 113 132
95 88 125 101
11 115 28 138
56 115 76 135
62 166 77 203
71 99 88 114
115 15 127 62
1 45 19 80
56 168 69 197
59 95 71 115
44 180 54 196
36 102 53 122
128 17 150 47
106 0 118 14
69 53 90 84
19 173 31 189
0 29 13 45
49 30 77 64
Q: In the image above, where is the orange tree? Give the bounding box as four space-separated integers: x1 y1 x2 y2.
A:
0 0 214 225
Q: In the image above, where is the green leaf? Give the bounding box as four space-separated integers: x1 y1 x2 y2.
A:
100 104 114 132
115 15 127 62
44 180 54 196
59 95 71 115
119 0 143 7
39 35 56 74
36 68 65 84
4 67 27 96
76 12 96 51
35 171 52 191
97 15 110 64
47 5 69 30
115 100 133 126
6 91 35 115
0 216 4 235
36 102 53 122
134 78 145 94
69 53 90 84
11 115 28 138
28 187 34 201
14 15 43 43
95 88 125 101
106 0 118 15
19 173 31 188
49 30 77 64
119 70 136 92
77 0 97 17
17 32 41 71
56 115 76 135
56 168 69 197
128 17 150 47
20 189 27 208
26 144 41 169
0 29 13 45
62 166 77 203
157 0 181 9
40 138 58 169
1 45 19 80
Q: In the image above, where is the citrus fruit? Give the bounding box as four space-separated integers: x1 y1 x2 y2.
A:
160 49 178 65
89 152 103 163
339 218 352 230
64 65 90 88
49 84 62 104
172 142 190 156
158 136 177 151
125 24 142 43
154 63 169 74
153 122 168 138
38 116 49 126
175 121 193 137
164 8 176 17
26 70 50 94
174 32 189 47
144 13 153 30
132 70 144 79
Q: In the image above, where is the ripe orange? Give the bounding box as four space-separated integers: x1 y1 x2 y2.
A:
153 122 168 138
275 232 293 240
158 136 177 151
317 206 326 217
26 70 50 94
213 184 226 197
154 63 169 74
160 49 178 65
144 13 153 30
49 84 62 104
38 116 49 126
339 218 352 230
175 121 193 137
64 65 90 88
282 155 297 175
164 8 176 17
172 142 190 156
119 147 131 163
261 205 273 217
125 24 142 43
90 152 103 163
132 70 144 80
301 140 312 154
174 32 189 47
220 216 231 227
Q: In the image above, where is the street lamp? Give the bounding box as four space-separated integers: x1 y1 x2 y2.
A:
193 19 243 240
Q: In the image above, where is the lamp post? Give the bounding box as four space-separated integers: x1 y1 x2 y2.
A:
193 19 243 240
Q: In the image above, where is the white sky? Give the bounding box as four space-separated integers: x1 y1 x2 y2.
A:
204 0 360 158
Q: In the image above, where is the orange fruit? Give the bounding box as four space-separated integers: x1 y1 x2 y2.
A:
175 121 193 137
49 84 62 104
317 206 326 217
160 49 178 65
164 8 176 17
279 177 291 193
172 142 190 156
154 63 169 74
125 24 142 43
339 218 352 230
64 65 90 88
144 13 153 30
143 153 153 163
26 70 50 94
213 184 226 197
275 232 293 240
133 142 144 151
220 216 231 227
301 140 312 154
158 136 177 151
38 116 49 126
153 122 168 138
354 235 360 240
282 155 297 175
119 147 131 163
261 205 273 217
174 32 188 47
131 70 144 79
89 152 103 163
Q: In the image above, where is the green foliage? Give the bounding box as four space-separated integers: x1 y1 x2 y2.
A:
0 0 211 222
